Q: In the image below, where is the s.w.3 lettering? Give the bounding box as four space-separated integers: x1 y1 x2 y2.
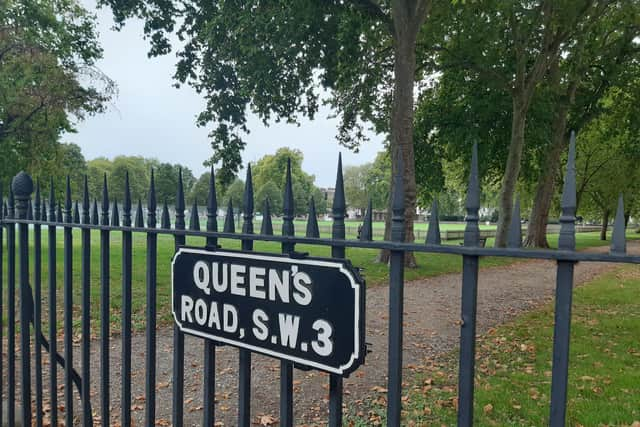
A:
251 310 334 357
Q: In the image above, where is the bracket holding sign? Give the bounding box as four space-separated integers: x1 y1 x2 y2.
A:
171 247 366 376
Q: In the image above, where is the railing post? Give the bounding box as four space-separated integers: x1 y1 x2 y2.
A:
239 164 255 427
458 143 480 427
100 174 111 426
146 170 159 427
6 185 16 427
48 179 58 427
549 132 577 427
203 167 217 426
0 183 3 427
13 172 33 427
172 169 186 427
34 180 44 427
121 173 133 427
329 154 347 427
387 151 405 426
63 176 74 426
80 176 92 427
280 159 295 427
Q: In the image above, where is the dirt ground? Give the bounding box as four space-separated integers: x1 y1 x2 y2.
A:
3 243 636 426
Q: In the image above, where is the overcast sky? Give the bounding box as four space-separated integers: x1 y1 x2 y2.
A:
66 1 385 187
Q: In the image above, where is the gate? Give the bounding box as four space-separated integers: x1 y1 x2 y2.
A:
1 133 637 426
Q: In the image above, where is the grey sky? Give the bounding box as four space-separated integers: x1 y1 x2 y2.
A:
66 1 384 187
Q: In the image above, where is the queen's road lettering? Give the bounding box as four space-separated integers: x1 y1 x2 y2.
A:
191 261 312 305
171 248 366 376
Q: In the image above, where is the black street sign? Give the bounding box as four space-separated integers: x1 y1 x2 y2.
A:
171 247 366 376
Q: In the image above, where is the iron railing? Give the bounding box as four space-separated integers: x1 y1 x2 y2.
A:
0 133 637 426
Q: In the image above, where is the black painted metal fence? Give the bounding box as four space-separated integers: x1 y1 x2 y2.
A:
0 133 637 426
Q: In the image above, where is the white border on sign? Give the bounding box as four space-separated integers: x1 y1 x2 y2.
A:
170 247 362 375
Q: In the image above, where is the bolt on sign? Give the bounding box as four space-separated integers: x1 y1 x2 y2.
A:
172 248 366 376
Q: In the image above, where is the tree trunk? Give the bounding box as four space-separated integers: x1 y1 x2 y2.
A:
375 195 393 263
495 97 527 247
524 157 558 248
376 4 425 267
600 209 610 240
524 111 570 248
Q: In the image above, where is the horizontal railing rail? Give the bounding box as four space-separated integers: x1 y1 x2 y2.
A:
3 217 637 263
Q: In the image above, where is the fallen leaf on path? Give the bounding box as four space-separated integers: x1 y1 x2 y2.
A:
258 414 278 426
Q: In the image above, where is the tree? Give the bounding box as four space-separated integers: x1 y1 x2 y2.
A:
33 142 89 201
252 147 320 217
0 0 114 184
577 144 640 239
422 0 615 247
310 186 328 216
255 181 282 216
575 78 640 238
155 162 179 205
86 157 113 200
189 170 225 208
344 164 372 215
252 148 315 193
58 143 88 200
109 156 149 203
343 152 391 214
368 151 391 211
223 179 245 215
153 162 197 205
524 2 640 247
101 0 434 267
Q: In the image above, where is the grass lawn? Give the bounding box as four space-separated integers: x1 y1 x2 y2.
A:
256 219 496 239
1 229 632 332
267 219 497 231
348 266 640 426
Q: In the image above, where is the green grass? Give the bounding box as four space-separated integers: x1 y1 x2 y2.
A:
267 219 497 231
260 219 497 241
1 229 629 332
348 266 640 426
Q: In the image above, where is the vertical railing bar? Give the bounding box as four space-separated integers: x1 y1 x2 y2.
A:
48 180 58 427
63 176 74 426
100 174 111 426
387 151 406 427
172 168 186 427
238 164 254 427
7 186 16 427
121 172 133 427
280 159 295 427
457 143 481 427
145 170 158 427
457 256 479 427
549 132 578 427
81 176 92 427
549 261 574 426
203 167 217 427
34 180 44 427
329 154 346 427
0 185 4 427
14 172 33 427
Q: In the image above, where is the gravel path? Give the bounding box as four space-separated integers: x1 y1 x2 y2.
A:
4 244 635 426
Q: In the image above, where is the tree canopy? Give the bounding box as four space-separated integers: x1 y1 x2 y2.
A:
86 156 194 204
344 151 390 214
0 0 115 185
100 0 434 267
251 147 326 216
418 0 640 246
